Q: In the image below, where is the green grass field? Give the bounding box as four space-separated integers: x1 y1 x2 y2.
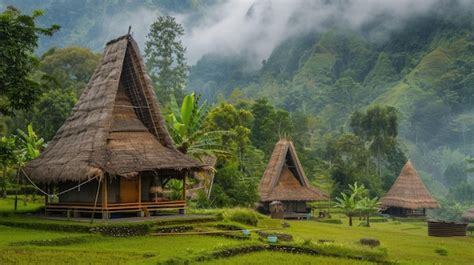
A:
0 195 44 214
0 201 473 264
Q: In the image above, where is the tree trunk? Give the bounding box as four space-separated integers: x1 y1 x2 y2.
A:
367 214 370 227
349 215 353 226
14 168 20 211
2 166 7 198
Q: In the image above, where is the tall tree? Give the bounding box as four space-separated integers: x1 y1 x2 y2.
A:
0 7 59 115
145 16 187 104
0 136 15 198
350 105 399 178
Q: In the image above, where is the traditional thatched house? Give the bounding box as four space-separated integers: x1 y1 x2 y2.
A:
381 160 439 217
462 207 474 222
24 34 201 218
258 139 328 218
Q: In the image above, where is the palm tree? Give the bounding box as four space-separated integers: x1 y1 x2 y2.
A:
357 196 380 227
335 192 358 226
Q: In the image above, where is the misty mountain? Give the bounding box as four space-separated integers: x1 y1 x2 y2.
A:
2 0 473 193
186 2 474 193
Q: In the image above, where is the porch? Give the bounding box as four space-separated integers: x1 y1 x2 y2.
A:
47 170 189 219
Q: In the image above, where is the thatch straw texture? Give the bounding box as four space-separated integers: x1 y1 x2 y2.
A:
462 207 474 221
259 139 328 202
24 35 200 183
381 161 439 209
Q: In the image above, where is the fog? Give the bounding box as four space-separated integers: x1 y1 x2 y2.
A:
101 0 472 65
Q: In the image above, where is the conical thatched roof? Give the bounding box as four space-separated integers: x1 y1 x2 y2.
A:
24 35 201 183
259 139 328 202
462 207 474 221
381 160 439 209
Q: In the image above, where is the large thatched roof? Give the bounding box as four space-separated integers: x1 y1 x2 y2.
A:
259 139 328 202
462 207 474 221
24 35 201 183
381 160 439 209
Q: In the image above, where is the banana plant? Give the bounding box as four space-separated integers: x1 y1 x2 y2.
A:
13 124 45 211
15 124 45 163
165 93 229 160
356 196 380 227
335 192 358 226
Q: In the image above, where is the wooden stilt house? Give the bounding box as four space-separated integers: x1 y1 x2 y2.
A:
24 35 202 218
258 139 328 218
381 161 439 217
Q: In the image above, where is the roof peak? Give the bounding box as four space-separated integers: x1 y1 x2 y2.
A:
106 34 132 46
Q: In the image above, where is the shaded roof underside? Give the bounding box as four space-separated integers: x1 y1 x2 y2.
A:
259 139 328 202
24 35 200 183
381 161 439 209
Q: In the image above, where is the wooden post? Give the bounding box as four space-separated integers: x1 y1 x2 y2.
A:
102 175 108 219
182 171 187 200
138 174 141 206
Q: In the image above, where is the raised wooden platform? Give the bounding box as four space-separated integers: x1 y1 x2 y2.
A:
45 200 186 217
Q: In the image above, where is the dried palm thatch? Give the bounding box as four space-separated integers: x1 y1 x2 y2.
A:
259 139 328 202
381 160 439 209
462 207 474 221
24 35 201 183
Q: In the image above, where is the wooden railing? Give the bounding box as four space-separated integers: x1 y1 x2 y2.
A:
45 200 186 214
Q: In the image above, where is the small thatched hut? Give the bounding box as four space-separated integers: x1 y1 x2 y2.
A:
24 34 201 218
462 207 474 222
381 160 439 217
258 139 328 218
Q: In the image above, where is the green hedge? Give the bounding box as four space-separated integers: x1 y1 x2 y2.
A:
0 219 151 237
188 241 388 264
316 219 343 224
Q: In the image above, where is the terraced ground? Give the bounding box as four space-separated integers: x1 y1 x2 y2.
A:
0 208 473 264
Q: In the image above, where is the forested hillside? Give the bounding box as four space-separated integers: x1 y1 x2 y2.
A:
187 5 474 206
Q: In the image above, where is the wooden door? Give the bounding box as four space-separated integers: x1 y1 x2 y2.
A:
120 177 139 203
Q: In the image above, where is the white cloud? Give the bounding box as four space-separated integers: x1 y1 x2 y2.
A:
100 0 471 65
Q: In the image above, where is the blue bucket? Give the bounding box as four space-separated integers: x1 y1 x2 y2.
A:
267 235 278 243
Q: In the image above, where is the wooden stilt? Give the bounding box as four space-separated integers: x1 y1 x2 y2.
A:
102 175 108 219
90 177 102 224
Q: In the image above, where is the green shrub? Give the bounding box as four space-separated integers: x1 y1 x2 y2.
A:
316 219 343 224
222 208 260 226
435 247 448 256
91 223 151 237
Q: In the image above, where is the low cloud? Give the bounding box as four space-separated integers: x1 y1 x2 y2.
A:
101 0 472 65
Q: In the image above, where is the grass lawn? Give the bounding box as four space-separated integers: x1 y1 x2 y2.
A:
0 206 473 264
0 195 44 214
262 215 474 265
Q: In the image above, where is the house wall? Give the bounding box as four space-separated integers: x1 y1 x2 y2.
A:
58 180 101 203
283 201 309 213
141 175 152 201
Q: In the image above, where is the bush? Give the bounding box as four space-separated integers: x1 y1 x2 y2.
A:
316 219 343 224
155 225 193 233
435 247 448 256
223 208 260 226
91 223 151 237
